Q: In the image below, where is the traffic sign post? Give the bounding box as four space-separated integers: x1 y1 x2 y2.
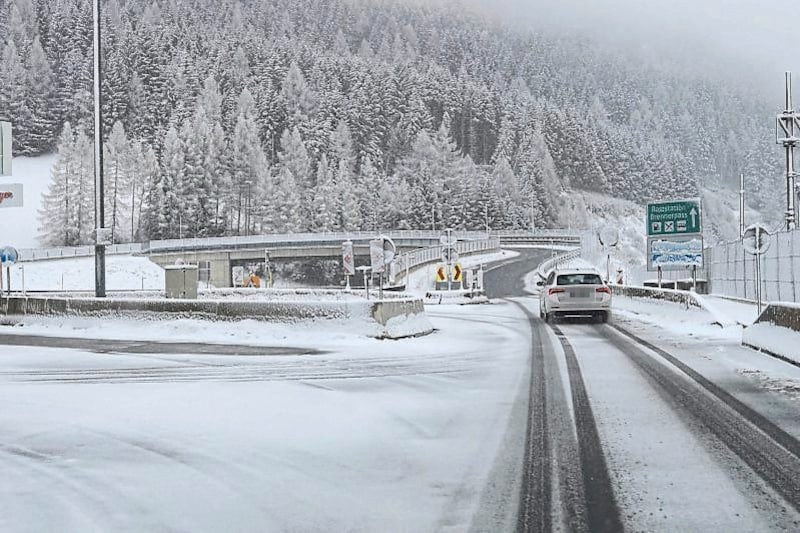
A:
342 240 354 291
743 224 771 314
0 247 18 295
647 200 702 236
647 199 703 273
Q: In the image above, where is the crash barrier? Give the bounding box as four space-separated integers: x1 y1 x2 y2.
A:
610 285 703 309
536 248 581 280
642 279 709 294
707 229 800 303
749 303 800 332
742 303 800 365
0 294 433 339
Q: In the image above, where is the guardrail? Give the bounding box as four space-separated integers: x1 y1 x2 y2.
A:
610 285 703 309
536 248 582 279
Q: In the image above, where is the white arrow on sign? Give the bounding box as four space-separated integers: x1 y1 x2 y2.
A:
689 208 697 228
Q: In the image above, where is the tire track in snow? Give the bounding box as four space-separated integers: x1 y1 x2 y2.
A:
549 324 623 533
513 302 621 533
600 324 800 514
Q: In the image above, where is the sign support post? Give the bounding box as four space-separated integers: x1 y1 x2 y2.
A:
743 224 771 314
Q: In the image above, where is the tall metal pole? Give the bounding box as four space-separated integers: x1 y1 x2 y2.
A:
781 72 797 231
93 0 106 297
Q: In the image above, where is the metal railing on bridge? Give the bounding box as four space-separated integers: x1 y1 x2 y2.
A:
17 229 579 262
18 243 143 262
390 237 502 282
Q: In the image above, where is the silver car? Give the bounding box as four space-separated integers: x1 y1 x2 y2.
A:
537 268 612 323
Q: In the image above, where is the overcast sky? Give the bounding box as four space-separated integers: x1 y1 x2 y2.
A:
459 0 800 102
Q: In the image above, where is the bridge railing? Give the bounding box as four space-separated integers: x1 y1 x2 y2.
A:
145 230 494 253
19 243 143 262
390 237 502 282
17 229 578 262
536 248 582 280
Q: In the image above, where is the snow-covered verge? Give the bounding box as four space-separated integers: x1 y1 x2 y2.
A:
610 295 743 340
743 323 800 366
0 253 433 338
5 254 165 292
741 302 800 365
0 294 433 339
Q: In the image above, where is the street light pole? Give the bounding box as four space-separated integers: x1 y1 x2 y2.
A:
92 0 106 298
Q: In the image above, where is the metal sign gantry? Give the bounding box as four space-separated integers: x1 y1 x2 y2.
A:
776 71 800 231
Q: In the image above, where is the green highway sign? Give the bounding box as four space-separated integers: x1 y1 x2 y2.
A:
647 199 701 236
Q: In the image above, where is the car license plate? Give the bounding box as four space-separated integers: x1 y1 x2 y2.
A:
571 288 591 298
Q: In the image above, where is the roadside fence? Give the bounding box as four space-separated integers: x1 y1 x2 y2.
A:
707 229 800 303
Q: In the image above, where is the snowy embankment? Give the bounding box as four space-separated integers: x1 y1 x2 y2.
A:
743 302 800 365
1 254 433 339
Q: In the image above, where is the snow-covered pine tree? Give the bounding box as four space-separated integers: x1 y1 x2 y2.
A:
38 123 78 246
103 121 133 243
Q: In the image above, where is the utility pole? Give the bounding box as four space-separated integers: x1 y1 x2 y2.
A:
93 0 106 297
777 71 800 231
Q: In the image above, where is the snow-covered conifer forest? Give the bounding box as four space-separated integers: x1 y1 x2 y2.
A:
0 0 783 245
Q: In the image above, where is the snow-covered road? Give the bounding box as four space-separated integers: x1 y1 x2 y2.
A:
556 319 800 531
0 303 532 532
4 248 800 532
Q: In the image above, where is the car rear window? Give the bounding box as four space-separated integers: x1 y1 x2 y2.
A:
556 273 603 286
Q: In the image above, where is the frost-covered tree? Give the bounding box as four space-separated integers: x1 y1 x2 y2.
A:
38 123 94 246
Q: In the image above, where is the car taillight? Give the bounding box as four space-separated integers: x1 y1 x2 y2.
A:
548 288 565 296
596 286 611 294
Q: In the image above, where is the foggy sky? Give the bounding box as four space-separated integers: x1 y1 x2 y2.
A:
459 0 800 102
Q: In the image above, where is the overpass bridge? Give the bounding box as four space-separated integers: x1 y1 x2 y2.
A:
18 230 580 288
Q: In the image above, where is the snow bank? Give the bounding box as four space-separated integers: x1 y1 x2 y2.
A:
743 323 800 366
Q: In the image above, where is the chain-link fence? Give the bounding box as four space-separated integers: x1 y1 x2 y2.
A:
708 230 800 303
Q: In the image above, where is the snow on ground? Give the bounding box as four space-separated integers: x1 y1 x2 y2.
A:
609 306 800 438
0 154 55 249
7 254 165 292
743 322 800 366
0 301 531 532
611 295 743 341
699 295 760 326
